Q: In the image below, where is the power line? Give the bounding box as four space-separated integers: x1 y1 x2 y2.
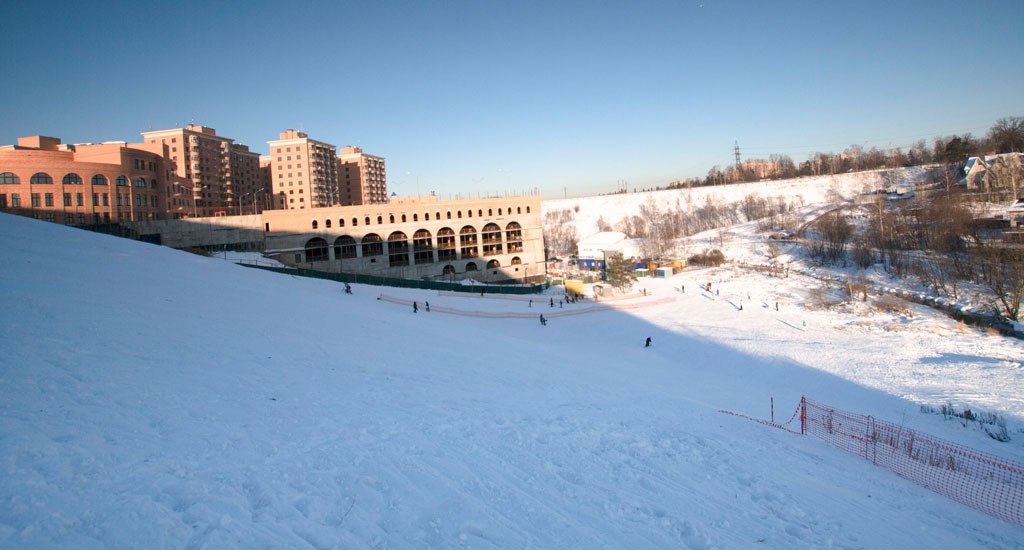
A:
741 124 991 153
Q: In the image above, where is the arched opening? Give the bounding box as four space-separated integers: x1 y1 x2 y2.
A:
442 264 456 275
457 210 462 219
389 214 395 223
413 229 434 264
482 223 502 256
304 237 329 263
414 213 419 222
459 225 478 258
517 206 521 214
488 208 492 216
134 177 146 187
401 214 407 223
352 217 358 226
0 172 20 185
388 231 410 267
487 259 500 269
325 219 332 228
334 235 357 259
91 174 107 186
339 218 345 227
62 173 82 185
437 227 457 261
116 176 129 186
465 262 478 272
312 220 319 230
30 172 53 184
511 256 522 265
498 208 502 216
378 215 384 224
446 211 452 220
468 209 473 218
526 206 531 213
361 233 383 257
478 209 483 217
365 216 371 225
505 221 523 253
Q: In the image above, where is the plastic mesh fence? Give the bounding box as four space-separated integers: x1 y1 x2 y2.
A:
803 398 1024 526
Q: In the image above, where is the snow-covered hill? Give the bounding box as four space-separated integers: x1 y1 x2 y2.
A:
1 211 1022 547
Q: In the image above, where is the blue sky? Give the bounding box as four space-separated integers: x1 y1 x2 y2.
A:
2 0 1021 199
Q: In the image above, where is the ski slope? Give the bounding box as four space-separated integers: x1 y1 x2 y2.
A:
1 211 1022 548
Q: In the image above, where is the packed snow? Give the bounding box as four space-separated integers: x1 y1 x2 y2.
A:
1 183 1023 547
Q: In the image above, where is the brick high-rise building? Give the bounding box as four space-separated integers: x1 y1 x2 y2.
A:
338 146 387 205
0 135 189 224
141 125 260 217
267 130 339 210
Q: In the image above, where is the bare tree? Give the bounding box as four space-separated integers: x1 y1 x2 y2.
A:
987 116 1024 154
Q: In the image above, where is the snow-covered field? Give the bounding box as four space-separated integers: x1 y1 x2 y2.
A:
2 184 1023 547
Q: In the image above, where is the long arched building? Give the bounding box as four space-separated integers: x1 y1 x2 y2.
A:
261 194 545 284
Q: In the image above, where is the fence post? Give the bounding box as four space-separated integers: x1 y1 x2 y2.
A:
800 396 806 435
867 416 875 464
770 397 774 424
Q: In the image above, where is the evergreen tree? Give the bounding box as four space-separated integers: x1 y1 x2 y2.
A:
605 251 637 292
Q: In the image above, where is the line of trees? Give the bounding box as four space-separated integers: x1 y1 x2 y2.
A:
805 193 1024 322
654 117 1024 191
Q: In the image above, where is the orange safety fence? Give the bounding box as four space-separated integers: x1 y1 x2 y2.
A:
721 397 1024 526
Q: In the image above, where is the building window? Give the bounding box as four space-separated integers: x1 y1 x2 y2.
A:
459 226 478 258
352 217 358 226
76 193 83 206
63 193 71 206
30 173 53 184
465 262 478 272
11 193 21 207
304 237 329 262
31 193 41 207
0 194 6 208
116 176 129 186
361 233 383 256
0 172 19 184
63 173 83 185
504 222 522 252
338 218 345 227
91 174 108 186
388 232 409 267
334 236 357 259
487 259 500 269
481 223 503 256
102 193 109 206
325 219 332 228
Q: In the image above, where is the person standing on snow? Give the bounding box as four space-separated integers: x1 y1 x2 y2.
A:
645 336 652 347
413 301 418 313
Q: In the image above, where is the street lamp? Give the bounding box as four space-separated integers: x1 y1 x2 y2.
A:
241 189 266 215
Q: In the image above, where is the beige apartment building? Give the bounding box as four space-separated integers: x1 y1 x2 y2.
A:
260 194 544 283
338 146 387 205
267 130 339 210
0 135 188 224
141 125 263 217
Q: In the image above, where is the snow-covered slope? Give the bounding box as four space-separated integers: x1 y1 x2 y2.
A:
544 168 932 239
1 212 1022 548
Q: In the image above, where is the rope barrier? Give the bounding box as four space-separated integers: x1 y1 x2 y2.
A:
377 293 675 319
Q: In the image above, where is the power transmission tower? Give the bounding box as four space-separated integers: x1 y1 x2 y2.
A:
734 141 741 170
